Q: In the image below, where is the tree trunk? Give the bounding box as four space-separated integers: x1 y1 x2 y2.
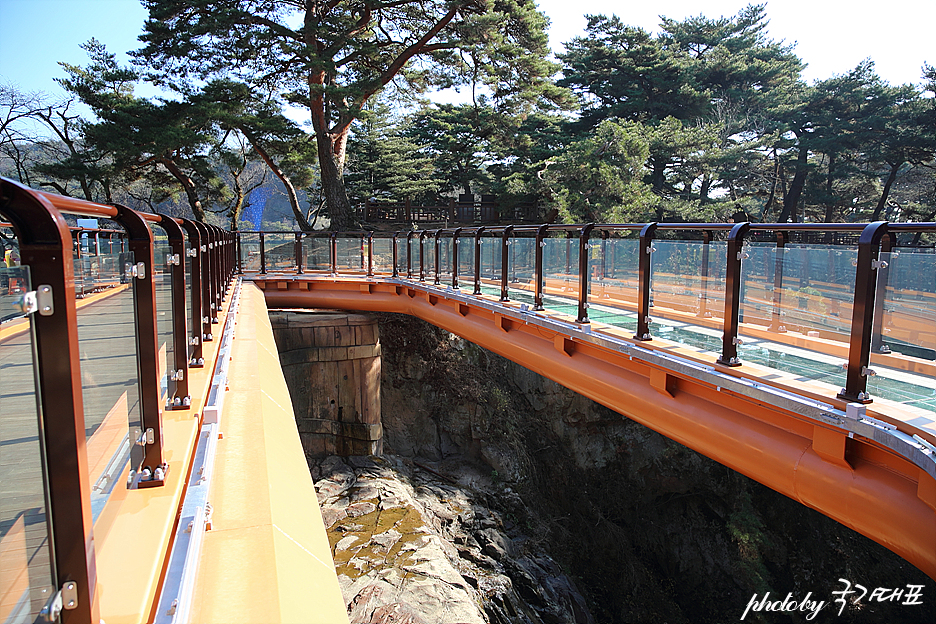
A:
651 160 666 193
699 175 711 205
159 157 206 221
779 145 808 223
871 161 902 221
763 150 778 219
317 129 355 231
307 63 355 232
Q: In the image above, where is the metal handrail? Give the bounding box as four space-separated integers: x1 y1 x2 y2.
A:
1 179 237 624
238 219 935 405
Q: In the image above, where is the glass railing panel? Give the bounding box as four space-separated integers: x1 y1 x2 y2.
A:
396 239 411 277
305 236 330 272
77 251 143 521
153 226 175 407
336 237 364 273
651 240 725 324
592 237 639 309
265 233 295 272
542 236 579 303
0 264 57 622
457 236 474 289
420 239 435 280
867 250 936 412
773 244 856 339
739 242 778 331
438 238 452 281
371 238 393 274
479 235 502 284
239 232 261 272
880 249 936 362
508 237 536 295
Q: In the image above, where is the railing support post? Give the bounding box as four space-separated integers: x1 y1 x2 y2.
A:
157 214 191 408
634 222 658 341
577 224 595 323
114 204 167 480
473 227 485 295
0 179 101 624
295 233 303 274
500 226 513 301
392 232 400 278
180 220 205 366
366 232 374 277
259 231 266 275
838 222 890 403
534 224 548 310
192 221 213 340
716 222 751 367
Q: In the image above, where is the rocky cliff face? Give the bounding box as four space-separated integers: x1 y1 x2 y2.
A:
371 313 935 624
312 454 593 624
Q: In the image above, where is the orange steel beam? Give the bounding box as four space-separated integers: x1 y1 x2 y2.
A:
255 275 936 580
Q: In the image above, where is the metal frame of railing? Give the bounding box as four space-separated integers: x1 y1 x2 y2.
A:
238 220 936 408
0 178 236 624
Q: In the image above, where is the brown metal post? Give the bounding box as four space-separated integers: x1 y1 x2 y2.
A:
716 222 751 367
191 221 213 342
113 204 167 478
768 231 788 331
534 224 548 310
577 224 595 323
634 222 658 341
473 227 485 295
236 232 242 274
500 226 513 301
180 220 205 366
259 231 267 274
366 232 374 277
838 222 890 403
0 179 100 624
295 233 303 274
207 226 221 322
452 228 462 288
156 215 191 407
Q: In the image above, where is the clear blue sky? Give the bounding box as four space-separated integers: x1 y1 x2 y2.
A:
1 0 932 99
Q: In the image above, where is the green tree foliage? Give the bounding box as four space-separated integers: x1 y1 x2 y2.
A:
558 4 805 221
135 0 565 230
53 40 223 219
192 79 319 229
403 103 497 196
539 118 654 223
345 99 439 204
